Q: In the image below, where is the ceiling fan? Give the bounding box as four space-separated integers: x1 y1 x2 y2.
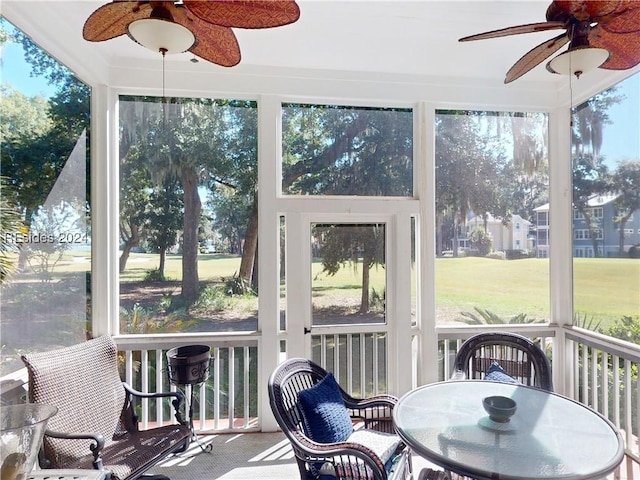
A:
83 0 300 67
459 0 640 83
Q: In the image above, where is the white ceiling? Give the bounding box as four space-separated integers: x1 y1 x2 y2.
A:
4 0 636 96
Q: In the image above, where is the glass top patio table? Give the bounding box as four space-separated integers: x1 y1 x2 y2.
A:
393 380 624 480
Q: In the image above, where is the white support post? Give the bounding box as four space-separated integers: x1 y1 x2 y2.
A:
393 212 414 396
258 95 282 432
91 85 117 337
548 104 574 396
418 102 439 386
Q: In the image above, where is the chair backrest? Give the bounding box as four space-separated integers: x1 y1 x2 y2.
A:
452 332 553 391
267 357 328 446
21 336 126 468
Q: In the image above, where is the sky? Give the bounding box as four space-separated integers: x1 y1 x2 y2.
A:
2 19 639 169
1 41 56 98
597 74 640 168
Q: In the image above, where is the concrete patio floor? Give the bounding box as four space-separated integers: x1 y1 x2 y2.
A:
149 431 628 480
148 431 440 480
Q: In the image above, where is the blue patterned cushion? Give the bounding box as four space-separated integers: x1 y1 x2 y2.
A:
298 373 354 444
485 361 519 384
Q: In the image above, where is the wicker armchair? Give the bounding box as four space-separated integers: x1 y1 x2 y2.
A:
450 332 553 391
268 357 447 480
21 336 191 480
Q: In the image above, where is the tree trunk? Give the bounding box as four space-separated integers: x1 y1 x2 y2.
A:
618 213 632 256
180 166 201 303
359 254 371 313
158 248 166 277
239 198 258 285
453 215 460 257
119 223 139 273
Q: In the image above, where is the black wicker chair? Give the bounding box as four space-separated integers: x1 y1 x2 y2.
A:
21 335 191 480
450 331 553 391
268 357 448 480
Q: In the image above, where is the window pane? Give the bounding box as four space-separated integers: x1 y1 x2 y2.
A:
1 19 91 374
311 223 386 326
435 110 549 325
118 96 258 334
282 104 413 196
572 73 640 333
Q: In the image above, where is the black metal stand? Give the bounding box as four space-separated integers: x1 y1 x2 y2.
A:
166 345 213 455
183 383 213 454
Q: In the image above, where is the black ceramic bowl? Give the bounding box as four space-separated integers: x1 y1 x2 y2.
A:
482 395 517 423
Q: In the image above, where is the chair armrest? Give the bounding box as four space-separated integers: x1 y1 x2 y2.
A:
123 383 186 425
44 429 106 470
343 394 398 433
295 435 390 480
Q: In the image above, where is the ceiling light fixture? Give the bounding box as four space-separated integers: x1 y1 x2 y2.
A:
128 16 195 55
546 45 610 79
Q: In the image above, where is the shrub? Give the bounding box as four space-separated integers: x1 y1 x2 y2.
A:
606 315 640 343
143 268 166 282
224 272 256 296
505 249 532 260
468 227 492 256
629 244 640 259
458 307 544 325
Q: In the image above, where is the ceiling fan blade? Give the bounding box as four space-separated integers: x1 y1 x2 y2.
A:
589 27 640 69
600 1 640 34
173 7 241 67
188 30 241 67
459 21 565 42
83 1 150 42
553 0 622 20
504 33 569 83
183 0 300 29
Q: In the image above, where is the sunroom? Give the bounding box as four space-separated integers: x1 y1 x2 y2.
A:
1 1 639 479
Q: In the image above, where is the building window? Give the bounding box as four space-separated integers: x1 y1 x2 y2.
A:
591 207 604 219
537 211 549 226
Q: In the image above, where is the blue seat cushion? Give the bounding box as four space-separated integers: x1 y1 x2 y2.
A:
485 361 519 384
298 372 354 444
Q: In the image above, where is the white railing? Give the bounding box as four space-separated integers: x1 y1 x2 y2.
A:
310 331 389 398
563 326 640 480
114 334 260 433
113 326 639 479
435 324 556 381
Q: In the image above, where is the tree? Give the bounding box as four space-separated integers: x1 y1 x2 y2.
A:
572 87 624 160
145 175 183 277
282 105 412 311
122 97 258 303
468 227 492 256
572 153 611 256
611 160 640 256
0 24 90 270
316 224 385 314
0 178 24 282
118 152 153 273
435 112 501 256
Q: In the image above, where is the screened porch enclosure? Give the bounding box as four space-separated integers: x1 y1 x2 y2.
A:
1 1 639 478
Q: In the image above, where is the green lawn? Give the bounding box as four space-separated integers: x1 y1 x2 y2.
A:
63 250 639 329
308 256 638 327
435 257 639 328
